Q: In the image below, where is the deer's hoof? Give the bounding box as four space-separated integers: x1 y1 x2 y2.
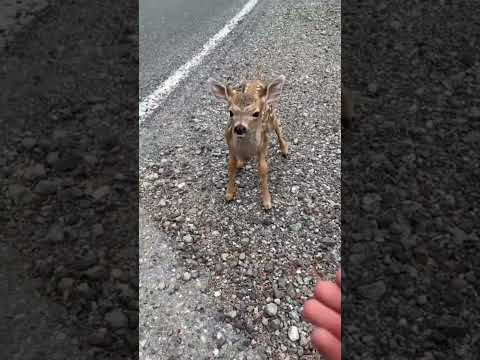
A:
236 159 246 170
281 143 289 158
225 187 237 201
261 192 272 210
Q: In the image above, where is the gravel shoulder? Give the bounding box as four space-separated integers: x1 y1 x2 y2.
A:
140 0 341 358
342 1 480 358
2 1 138 359
0 0 48 49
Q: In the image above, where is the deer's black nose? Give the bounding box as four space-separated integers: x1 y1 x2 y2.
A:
234 125 247 135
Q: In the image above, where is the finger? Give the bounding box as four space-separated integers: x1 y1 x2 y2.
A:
313 282 341 313
336 268 341 287
311 327 341 360
303 299 341 339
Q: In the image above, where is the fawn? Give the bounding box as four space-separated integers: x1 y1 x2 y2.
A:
207 74 288 210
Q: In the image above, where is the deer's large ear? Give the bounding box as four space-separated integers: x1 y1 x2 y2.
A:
207 78 232 101
265 75 285 104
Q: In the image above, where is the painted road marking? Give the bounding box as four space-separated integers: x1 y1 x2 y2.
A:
139 0 260 123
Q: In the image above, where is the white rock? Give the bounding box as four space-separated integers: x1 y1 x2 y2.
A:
288 326 300 342
264 303 278 317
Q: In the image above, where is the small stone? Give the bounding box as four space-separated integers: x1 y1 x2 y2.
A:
46 224 64 243
215 332 226 348
22 138 37 149
226 310 237 319
46 152 59 166
417 295 428 305
111 268 123 280
264 303 278 317
289 223 302 232
368 82 378 94
177 182 186 189
464 130 480 143
93 224 104 237
451 276 467 290
273 288 284 299
264 263 274 273
362 193 381 212
469 106 480 119
289 311 300 321
239 253 246 260
215 263 223 273
159 199 167 207
8 184 33 204
183 272 191 281
213 348 220 357
287 285 296 298
288 326 300 342
77 282 93 298
300 333 309 347
23 164 46 180
271 319 281 330
92 185 110 200
214 290 221 297
34 180 57 195
183 234 193 243
221 253 228 261
105 309 128 329
88 328 112 346
158 281 166 290
359 281 386 300
85 265 104 280
58 277 74 291
146 173 158 181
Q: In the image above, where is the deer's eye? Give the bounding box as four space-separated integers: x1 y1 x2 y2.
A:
252 111 260 118
229 111 234 117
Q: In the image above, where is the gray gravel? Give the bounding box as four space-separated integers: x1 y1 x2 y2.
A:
343 1 480 358
0 0 48 49
2 1 138 359
140 0 340 358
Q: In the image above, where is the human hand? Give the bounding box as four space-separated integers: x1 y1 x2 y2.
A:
303 268 341 360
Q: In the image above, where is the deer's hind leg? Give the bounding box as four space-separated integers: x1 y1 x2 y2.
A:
272 115 288 157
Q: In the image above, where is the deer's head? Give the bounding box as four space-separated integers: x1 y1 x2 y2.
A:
207 75 285 138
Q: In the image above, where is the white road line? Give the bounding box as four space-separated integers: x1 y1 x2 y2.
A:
139 0 260 123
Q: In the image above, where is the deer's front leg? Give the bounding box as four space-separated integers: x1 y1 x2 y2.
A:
257 151 272 209
226 153 238 201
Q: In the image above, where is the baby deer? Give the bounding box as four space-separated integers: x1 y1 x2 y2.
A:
207 75 288 209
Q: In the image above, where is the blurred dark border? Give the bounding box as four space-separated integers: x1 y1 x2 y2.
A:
342 0 479 358
1 1 139 359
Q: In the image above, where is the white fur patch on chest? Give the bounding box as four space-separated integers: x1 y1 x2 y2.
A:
234 133 258 161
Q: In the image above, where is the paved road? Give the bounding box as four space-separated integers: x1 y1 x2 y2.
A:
140 0 341 359
140 0 247 99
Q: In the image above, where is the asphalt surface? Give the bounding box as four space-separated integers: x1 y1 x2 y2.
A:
140 0 340 359
140 0 247 99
